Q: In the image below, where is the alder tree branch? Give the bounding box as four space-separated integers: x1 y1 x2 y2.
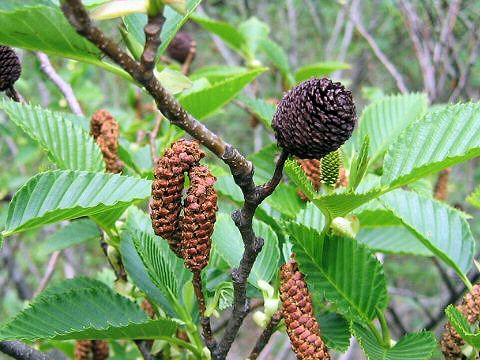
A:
192 271 217 353
140 13 164 79
0 341 50 360
36 52 83 116
60 2 289 359
248 310 282 360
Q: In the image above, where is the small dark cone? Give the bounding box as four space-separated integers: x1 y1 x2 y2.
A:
0 46 21 92
167 31 196 64
441 284 480 359
320 150 342 187
272 78 356 159
280 258 330 360
150 139 205 257
181 165 217 271
296 159 321 201
91 340 109 360
74 340 93 360
90 110 124 173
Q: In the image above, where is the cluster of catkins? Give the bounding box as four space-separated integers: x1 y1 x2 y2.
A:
150 139 217 271
441 284 480 359
74 340 109 360
90 110 124 174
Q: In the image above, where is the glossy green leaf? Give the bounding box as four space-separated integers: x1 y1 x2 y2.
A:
191 15 248 57
266 184 304 218
317 312 351 352
0 277 177 341
259 38 294 87
190 65 247 84
288 223 388 322
382 103 480 188
3 171 151 236
296 202 326 232
212 214 279 286
0 99 104 172
0 1 129 80
357 93 427 163
353 323 436 360
295 61 350 83
348 135 370 192
179 68 266 119
249 144 279 184
238 17 269 56
284 159 317 201
445 305 480 348
380 189 474 278
38 219 100 256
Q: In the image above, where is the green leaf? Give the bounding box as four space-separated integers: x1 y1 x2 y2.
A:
445 305 480 348
382 103 480 188
38 219 100 256
284 159 317 201
3 171 151 236
266 184 304 218
190 65 247 84
258 38 294 87
380 189 474 278
467 185 480 209
238 17 269 56
178 68 266 119
236 95 275 130
0 99 104 172
357 93 427 163
205 282 233 316
191 15 249 57
312 188 384 220
157 68 193 94
249 144 279 184
317 312 351 352
348 135 370 192
296 202 326 232
0 1 129 80
212 214 279 286
295 62 350 83
157 0 202 55
0 277 176 341
288 223 388 322
356 227 432 257
210 165 243 204
353 323 436 360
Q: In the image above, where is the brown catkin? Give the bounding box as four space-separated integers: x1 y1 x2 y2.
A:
434 168 451 201
91 340 109 360
150 139 205 257
180 165 217 271
74 340 93 360
441 284 480 359
280 258 330 360
90 110 124 174
296 159 321 201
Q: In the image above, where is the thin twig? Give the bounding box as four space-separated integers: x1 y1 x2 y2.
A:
33 251 61 297
350 7 408 93
5 86 22 102
192 271 217 353
0 341 50 360
181 41 196 75
248 310 282 360
149 114 163 164
36 52 83 116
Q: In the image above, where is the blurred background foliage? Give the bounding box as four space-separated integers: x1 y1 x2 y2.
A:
1 0 480 359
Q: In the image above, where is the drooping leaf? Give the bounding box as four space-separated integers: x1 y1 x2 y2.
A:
287 223 388 322
0 277 177 341
295 61 350 83
445 305 480 348
353 323 436 360
0 0 129 80
3 171 151 236
191 15 248 58
0 99 104 172
178 68 266 119
382 103 480 188
190 65 247 84
258 38 294 87
380 189 475 279
357 93 427 163
236 95 276 130
316 312 351 352
212 214 279 286
38 219 100 256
